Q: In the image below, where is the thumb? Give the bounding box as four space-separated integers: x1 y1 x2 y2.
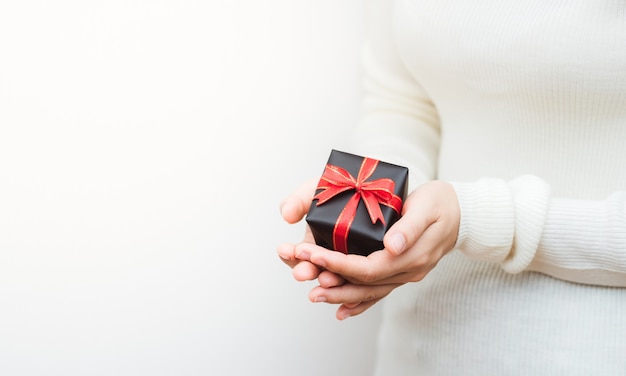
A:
383 192 434 256
279 178 318 224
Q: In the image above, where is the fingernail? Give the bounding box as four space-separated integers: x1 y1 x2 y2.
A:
388 233 405 254
279 202 289 217
314 296 326 303
296 250 310 261
338 312 351 320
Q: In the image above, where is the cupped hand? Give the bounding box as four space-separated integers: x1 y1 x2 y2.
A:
296 180 460 318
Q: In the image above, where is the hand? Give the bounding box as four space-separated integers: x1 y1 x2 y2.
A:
295 180 460 319
277 178 345 285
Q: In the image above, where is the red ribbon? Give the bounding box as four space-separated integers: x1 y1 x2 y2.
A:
314 157 403 253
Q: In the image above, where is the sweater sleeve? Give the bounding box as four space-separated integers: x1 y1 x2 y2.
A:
452 177 626 287
349 0 440 192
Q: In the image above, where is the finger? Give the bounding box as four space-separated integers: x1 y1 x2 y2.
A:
294 241 335 262
318 270 345 288
302 243 437 285
298 242 398 284
351 269 426 286
277 243 299 268
336 299 381 320
279 178 318 224
383 187 436 255
309 283 400 305
292 261 322 281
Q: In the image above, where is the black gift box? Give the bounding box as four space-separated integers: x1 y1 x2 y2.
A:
305 149 409 256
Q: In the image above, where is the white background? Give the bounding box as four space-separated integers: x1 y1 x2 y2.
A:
0 1 381 375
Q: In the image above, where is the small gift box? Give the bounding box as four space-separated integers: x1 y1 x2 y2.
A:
305 149 409 256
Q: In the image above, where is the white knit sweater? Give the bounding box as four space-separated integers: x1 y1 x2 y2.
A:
350 1 626 374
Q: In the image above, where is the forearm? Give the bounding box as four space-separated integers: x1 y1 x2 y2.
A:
531 193 626 286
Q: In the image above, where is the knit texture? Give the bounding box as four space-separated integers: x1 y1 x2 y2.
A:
351 1 626 374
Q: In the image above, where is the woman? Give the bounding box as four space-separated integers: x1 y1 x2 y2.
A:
278 1 626 374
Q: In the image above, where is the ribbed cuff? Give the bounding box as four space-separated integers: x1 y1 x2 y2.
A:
502 175 550 273
452 179 515 264
451 175 550 274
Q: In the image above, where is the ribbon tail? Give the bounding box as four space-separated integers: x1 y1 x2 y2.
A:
333 192 361 253
361 192 386 225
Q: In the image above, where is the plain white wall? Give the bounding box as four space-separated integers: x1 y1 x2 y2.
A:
0 1 380 375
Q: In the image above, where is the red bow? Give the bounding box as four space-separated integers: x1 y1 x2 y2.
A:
314 157 403 253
